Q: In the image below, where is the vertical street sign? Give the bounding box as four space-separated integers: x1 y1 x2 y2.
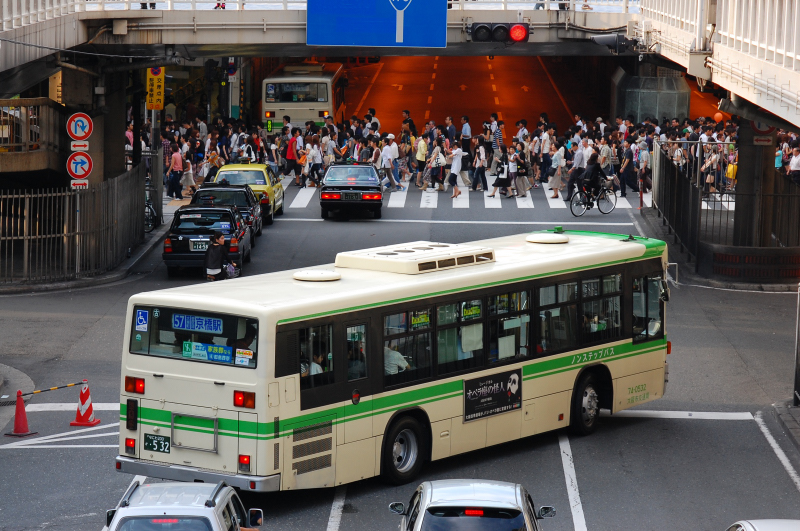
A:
66 152 93 180
67 113 93 141
307 0 447 48
147 67 165 111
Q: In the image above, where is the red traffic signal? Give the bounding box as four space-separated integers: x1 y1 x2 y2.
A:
509 23 530 43
471 22 530 43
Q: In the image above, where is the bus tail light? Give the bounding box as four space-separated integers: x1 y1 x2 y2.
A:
362 193 382 200
667 341 671 354
229 238 239 252
125 438 136 455
125 376 145 395
264 111 275 118
319 111 330 118
238 454 251 472
126 399 138 430
233 391 255 409
321 193 341 200
163 238 172 253
465 509 484 517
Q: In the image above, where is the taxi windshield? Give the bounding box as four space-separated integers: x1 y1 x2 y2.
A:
215 170 267 186
173 212 235 234
193 191 249 208
325 166 378 183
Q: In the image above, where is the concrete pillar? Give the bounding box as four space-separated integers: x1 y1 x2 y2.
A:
732 120 777 246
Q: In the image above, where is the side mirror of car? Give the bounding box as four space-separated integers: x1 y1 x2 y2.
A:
389 502 405 515
536 506 556 519
106 509 116 526
248 508 264 527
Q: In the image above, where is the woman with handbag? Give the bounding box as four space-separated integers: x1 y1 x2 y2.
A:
424 138 446 192
514 141 531 197
471 137 488 192
701 145 720 194
547 142 566 199
447 140 465 199
205 231 236 281
488 145 512 198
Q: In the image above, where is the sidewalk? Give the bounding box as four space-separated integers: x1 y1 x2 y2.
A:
774 401 800 455
0 195 185 295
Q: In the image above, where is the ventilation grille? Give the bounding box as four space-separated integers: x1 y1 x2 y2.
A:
274 443 280 470
293 437 332 459
292 454 332 475
293 420 333 442
334 242 496 275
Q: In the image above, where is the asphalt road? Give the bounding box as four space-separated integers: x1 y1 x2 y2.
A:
0 59 790 531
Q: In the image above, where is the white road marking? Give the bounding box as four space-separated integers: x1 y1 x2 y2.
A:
602 410 754 420
25 402 119 412
326 485 347 531
16 431 119 445
453 190 469 208
558 435 588 531
615 193 633 209
0 422 120 449
420 191 438 208
755 412 800 494
289 187 317 209
387 187 407 208
626 210 646 237
643 192 653 207
540 184 566 209
284 218 635 226
515 194 534 208
3 444 118 449
484 192 502 209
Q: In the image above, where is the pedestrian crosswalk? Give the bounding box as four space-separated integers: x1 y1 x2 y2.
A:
279 177 654 212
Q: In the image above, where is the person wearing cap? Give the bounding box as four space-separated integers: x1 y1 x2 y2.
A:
596 117 606 136
381 134 404 191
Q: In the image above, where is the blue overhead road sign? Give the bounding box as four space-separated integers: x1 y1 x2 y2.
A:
307 0 447 48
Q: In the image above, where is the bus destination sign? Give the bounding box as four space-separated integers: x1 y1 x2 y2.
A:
463 368 521 422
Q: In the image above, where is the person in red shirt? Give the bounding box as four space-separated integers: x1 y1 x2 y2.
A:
282 128 301 180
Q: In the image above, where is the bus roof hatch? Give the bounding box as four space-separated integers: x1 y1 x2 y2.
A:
334 242 495 275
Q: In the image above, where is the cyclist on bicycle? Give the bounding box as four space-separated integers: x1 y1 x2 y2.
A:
580 153 606 200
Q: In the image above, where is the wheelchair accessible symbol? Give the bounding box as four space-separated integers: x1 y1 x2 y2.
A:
135 309 149 332
66 152 93 179
67 113 93 141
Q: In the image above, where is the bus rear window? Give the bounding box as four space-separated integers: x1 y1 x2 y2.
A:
130 306 258 369
265 82 328 103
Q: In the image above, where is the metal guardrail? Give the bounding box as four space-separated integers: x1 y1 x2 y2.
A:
0 163 146 283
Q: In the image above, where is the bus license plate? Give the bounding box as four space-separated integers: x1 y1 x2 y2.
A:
144 433 171 454
191 241 208 252
343 193 359 201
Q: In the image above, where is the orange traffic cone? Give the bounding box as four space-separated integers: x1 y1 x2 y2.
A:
4 390 37 437
70 379 101 427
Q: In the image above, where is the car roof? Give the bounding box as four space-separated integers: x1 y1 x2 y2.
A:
197 185 251 192
125 483 218 509
218 164 268 171
737 521 800 531
424 480 522 509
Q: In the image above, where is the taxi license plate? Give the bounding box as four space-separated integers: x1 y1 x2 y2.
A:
144 433 171 454
191 241 208 252
343 192 359 201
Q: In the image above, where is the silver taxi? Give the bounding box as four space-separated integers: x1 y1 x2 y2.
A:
390 479 556 531
104 480 263 531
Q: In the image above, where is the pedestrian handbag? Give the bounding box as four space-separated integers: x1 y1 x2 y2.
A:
297 153 307 166
726 162 738 181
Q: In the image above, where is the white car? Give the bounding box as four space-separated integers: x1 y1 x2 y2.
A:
390 479 556 530
726 521 800 531
104 480 263 531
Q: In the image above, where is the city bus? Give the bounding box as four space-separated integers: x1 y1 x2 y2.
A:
116 229 670 492
261 63 347 134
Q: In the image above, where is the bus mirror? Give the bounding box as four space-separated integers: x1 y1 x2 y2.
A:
660 279 670 302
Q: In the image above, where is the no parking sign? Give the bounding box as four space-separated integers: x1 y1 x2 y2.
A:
66 152 93 180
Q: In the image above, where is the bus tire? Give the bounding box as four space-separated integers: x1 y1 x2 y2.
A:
381 416 425 485
570 372 600 436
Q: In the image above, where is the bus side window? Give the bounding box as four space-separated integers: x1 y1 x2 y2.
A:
299 325 335 390
347 324 367 381
632 275 664 342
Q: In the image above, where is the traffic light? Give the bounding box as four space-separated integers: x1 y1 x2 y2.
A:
590 34 637 54
471 23 530 44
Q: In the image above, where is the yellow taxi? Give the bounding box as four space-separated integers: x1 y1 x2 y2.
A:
213 162 285 225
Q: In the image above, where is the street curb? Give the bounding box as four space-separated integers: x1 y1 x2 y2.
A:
637 207 799 292
773 400 800 455
0 223 170 295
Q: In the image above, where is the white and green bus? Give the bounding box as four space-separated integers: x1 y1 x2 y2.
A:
261 63 347 134
116 230 670 492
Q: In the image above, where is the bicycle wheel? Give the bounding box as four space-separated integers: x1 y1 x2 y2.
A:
597 189 617 214
570 191 588 217
144 205 156 233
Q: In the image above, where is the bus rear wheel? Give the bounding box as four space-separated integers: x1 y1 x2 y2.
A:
381 416 425 485
570 372 600 436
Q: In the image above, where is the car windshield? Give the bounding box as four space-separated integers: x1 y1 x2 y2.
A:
420 507 527 531
215 170 267 186
116 517 213 531
173 212 235 234
325 166 379 183
193 191 250 209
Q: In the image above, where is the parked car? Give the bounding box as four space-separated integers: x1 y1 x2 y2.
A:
191 184 263 241
104 480 263 531
213 162 285 225
319 161 383 219
163 205 252 277
390 480 556 531
726 521 800 531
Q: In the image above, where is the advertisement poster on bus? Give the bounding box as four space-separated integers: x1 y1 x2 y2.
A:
463 368 522 422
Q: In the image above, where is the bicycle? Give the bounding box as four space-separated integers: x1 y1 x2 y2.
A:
144 183 161 233
569 179 617 217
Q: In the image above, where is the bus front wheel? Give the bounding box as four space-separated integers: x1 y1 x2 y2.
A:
570 372 600 436
381 416 425 485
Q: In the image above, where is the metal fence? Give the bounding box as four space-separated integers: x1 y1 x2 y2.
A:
0 164 146 284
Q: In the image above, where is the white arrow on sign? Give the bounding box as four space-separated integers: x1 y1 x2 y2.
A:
70 141 89 151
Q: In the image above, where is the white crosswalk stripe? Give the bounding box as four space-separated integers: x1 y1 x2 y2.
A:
387 187 407 208
289 187 316 209
420 190 438 208
540 183 567 208
484 192 502 208
453 190 469 208
515 194 534 208
615 193 633 209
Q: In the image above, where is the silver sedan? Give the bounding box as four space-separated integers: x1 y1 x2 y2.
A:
726 521 800 531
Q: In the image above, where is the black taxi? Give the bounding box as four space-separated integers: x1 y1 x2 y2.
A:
190 184 263 242
319 161 383 219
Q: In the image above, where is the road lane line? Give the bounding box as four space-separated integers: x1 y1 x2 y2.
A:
498 112 503 121
353 62 385 116
558 435 588 531
431 73 436 79
626 210 646 237
490 74 494 80
425 110 430 120
420 191 438 208
488 64 492 70
289 188 316 209
427 96 433 104
484 192 502 209
326 486 348 531
25 402 119 412
434 64 437 69
614 194 632 209
430 84 434 90
515 194 534 208
540 182 566 208
387 187 408 208
755 412 800 494
0 422 121 448
537 57 573 119
284 219 635 226
14 431 119 445
494 97 499 105
453 190 469 208
601 410 754 420
492 85 496 91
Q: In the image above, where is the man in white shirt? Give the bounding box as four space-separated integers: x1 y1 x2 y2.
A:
574 114 586 132
489 113 498 134
582 138 593 166
516 119 529 141
788 145 800 185
460 116 472 142
368 108 381 133
381 134 403 191
617 116 626 135
384 342 410 375
596 117 606 136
